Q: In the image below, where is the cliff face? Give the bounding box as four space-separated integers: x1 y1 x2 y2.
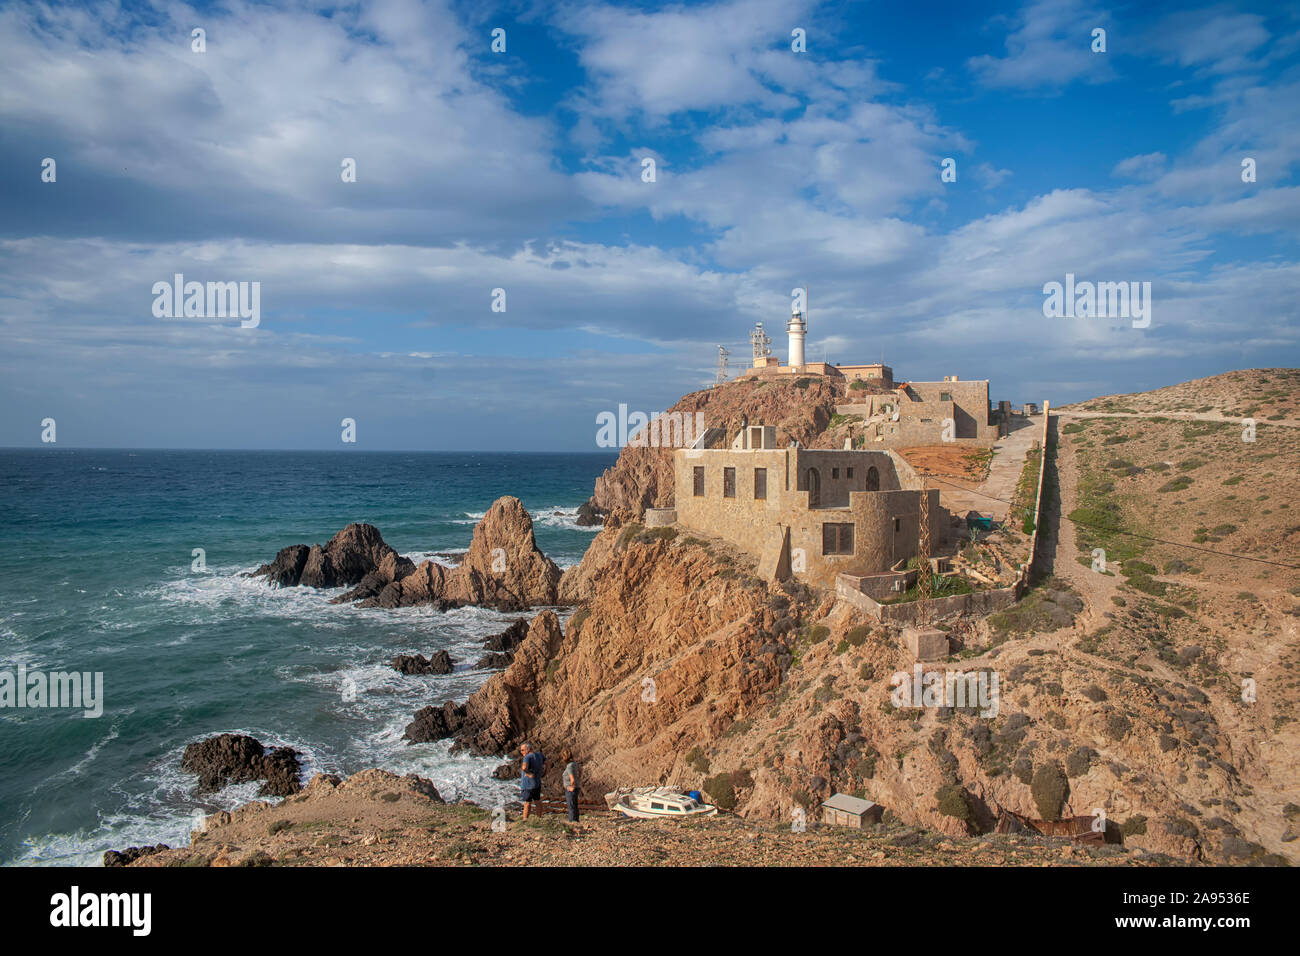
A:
455 520 821 792
590 377 848 515
448 515 1291 865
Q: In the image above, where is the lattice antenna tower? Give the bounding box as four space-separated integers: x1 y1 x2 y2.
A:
917 476 933 619
750 323 771 364
715 346 731 386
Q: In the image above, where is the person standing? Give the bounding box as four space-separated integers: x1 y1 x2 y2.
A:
519 742 543 820
561 748 580 823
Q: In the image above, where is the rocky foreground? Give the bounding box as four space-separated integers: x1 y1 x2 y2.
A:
119 768 1179 868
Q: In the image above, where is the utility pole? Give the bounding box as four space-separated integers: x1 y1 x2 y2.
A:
715 346 730 386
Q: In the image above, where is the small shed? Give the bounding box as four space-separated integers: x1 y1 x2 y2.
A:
820 793 883 828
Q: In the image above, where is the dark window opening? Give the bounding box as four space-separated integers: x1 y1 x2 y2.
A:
693 466 705 497
822 522 854 555
866 466 880 491
846 467 854 479
940 392 952 402
894 517 901 532
723 467 736 498
831 467 839 479
805 468 821 507
754 467 767 500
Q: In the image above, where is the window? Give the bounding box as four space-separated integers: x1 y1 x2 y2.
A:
894 517 901 533
940 391 952 402
831 467 839 479
866 466 879 491
651 802 664 810
723 467 736 498
693 466 705 497
822 522 854 555
847 467 854 479
754 467 767 500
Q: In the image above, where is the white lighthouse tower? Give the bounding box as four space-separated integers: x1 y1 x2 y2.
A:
787 308 807 370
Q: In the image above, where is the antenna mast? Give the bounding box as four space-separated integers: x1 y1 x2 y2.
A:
917 477 933 619
750 323 771 365
715 346 731 386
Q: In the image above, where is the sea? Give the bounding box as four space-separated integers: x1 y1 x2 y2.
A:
0 449 615 866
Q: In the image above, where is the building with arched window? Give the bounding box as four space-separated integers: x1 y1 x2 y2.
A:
665 424 948 590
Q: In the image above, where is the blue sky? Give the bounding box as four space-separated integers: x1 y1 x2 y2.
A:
1 0 1297 450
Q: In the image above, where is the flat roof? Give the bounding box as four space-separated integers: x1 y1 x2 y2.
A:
821 793 877 815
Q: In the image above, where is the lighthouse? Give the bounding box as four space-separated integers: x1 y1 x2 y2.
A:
787 309 806 370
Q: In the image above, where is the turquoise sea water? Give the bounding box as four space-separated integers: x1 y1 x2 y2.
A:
0 449 614 866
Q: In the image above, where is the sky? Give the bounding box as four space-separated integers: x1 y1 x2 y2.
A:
0 0 1297 451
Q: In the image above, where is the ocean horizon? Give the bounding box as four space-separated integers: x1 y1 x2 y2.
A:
0 448 616 865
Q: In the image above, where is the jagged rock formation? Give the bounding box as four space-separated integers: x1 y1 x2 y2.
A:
250 523 402 589
251 497 561 611
392 650 455 675
587 377 846 517
180 733 303 798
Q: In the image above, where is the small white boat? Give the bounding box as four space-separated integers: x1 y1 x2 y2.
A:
605 787 718 819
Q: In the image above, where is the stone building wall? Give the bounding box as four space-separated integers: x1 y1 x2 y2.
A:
672 446 942 589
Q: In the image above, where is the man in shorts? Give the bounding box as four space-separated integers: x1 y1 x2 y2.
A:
519 741 543 820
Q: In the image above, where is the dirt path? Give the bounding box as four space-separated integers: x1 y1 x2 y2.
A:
1058 409 1300 429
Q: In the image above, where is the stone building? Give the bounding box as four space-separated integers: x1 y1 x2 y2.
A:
834 375 999 448
667 424 946 589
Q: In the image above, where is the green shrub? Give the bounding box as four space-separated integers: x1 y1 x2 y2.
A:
1030 762 1068 821
1121 814 1148 837
935 784 973 824
1105 714 1132 739
567 607 589 638
846 624 871 646
703 774 736 810
1012 757 1034 784
685 746 710 774
1065 747 1096 777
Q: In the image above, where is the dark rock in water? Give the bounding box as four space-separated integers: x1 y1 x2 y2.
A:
249 523 402 590
259 746 304 798
180 733 302 797
474 652 513 670
492 761 519 780
254 544 311 588
576 499 607 527
404 701 466 743
103 844 168 867
483 619 529 653
392 650 455 675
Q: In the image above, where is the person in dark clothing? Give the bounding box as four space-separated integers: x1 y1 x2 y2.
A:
561 748 580 823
